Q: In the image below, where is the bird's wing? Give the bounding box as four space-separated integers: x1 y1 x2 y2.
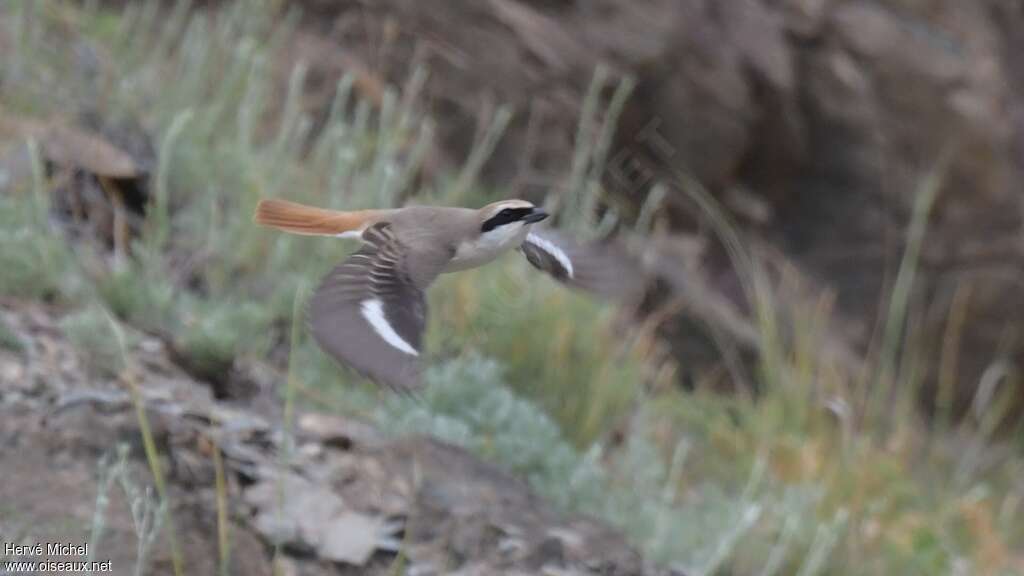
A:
309 222 451 392
519 229 646 301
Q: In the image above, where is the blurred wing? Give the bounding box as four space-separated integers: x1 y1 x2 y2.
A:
309 222 450 392
520 229 646 301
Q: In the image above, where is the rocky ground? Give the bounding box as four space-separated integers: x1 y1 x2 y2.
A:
0 301 672 575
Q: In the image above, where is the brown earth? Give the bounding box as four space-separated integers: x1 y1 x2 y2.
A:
0 301 674 575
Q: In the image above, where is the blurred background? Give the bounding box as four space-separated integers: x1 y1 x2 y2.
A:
1 0 1023 574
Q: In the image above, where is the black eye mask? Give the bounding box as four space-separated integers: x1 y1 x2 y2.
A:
481 207 535 232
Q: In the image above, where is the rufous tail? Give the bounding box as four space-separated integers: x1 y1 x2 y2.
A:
254 199 377 236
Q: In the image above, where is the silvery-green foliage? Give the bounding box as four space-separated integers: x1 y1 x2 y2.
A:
60 305 136 376
376 352 824 569
88 445 168 576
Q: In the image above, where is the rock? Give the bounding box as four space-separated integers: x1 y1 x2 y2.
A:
0 114 140 178
778 0 832 38
246 473 390 565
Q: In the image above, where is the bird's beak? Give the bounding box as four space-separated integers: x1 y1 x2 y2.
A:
522 209 549 224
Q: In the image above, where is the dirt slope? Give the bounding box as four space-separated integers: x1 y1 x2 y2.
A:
0 301 672 575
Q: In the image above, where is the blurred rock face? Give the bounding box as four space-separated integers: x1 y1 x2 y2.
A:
287 0 1023 414
617 0 1023 414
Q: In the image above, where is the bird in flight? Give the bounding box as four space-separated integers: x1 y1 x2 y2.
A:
254 198 640 392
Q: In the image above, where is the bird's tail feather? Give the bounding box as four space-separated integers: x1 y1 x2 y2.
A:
253 198 376 236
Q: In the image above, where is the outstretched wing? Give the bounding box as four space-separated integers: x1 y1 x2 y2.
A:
519 229 646 301
309 222 450 392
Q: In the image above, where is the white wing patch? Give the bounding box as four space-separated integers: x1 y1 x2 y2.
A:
360 298 419 356
526 233 574 279
335 230 363 240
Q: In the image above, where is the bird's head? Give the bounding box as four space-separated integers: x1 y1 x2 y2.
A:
477 200 549 243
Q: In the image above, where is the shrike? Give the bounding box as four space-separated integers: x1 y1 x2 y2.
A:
255 198 639 391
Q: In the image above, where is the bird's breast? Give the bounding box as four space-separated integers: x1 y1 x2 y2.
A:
445 227 528 272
